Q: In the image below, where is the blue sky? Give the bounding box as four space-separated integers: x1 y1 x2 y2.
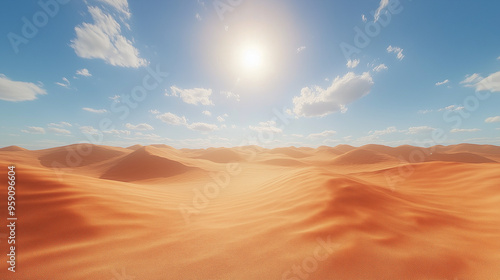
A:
1 0 499 149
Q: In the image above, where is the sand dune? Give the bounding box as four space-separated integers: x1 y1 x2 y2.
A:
1 143 500 279
101 146 199 182
0 145 27 151
329 148 398 165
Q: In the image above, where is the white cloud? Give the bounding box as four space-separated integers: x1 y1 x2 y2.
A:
387 45 404 60
202 110 212 117
450 128 481 133
485 116 500 123
79 126 100 135
435 79 449 86
296 46 306 53
48 122 72 128
419 105 464 114
373 64 388 72
475 71 500 92
438 105 464 112
98 0 131 18
70 6 147 68
76 68 92 77
169 86 213 105
21 126 46 134
374 0 389 22
188 122 218 132
307 130 336 139
0 74 46 101
217 115 226 122
346 59 360 68
48 127 71 134
156 112 188 126
195 13 202 21
369 126 398 136
55 77 70 88
109 95 120 102
362 14 367 22
293 72 374 117
149 109 160 115
82 107 107 113
220 90 240 101
103 129 131 136
406 126 435 135
249 120 282 134
460 73 483 87
125 123 154 131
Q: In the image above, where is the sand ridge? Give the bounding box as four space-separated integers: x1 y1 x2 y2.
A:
0 143 499 279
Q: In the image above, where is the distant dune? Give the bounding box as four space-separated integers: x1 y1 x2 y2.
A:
1 143 500 279
101 146 198 181
0 145 27 151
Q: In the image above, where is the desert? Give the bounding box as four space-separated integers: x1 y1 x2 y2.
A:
1 143 500 279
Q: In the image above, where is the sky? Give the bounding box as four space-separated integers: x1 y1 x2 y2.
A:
0 0 499 149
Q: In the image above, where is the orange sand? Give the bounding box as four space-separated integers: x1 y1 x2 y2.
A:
1 143 500 279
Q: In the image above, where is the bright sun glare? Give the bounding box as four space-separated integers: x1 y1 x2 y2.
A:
240 45 265 73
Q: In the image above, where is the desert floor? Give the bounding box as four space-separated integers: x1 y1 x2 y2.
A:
1 143 500 280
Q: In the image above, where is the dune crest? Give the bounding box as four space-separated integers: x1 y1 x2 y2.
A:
1 143 500 279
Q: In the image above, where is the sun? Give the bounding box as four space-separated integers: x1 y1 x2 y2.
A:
238 43 268 77
241 46 263 70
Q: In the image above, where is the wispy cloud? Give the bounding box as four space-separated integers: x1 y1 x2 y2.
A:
296 46 306 54
346 59 360 68
249 120 282 134
125 123 154 131
0 74 46 101
307 130 336 140
387 45 404 60
374 0 389 22
48 122 72 128
485 116 500 123
98 0 131 19
195 13 202 21
217 114 228 122
82 107 108 113
55 77 70 88
21 126 46 134
168 86 214 105
418 105 464 114
76 68 92 77
187 122 218 132
406 126 435 135
460 73 483 87
156 112 188 126
202 110 212 117
373 63 388 72
475 71 500 92
48 127 71 134
293 72 373 117
435 79 449 86
79 126 100 135
450 128 481 133
220 91 240 102
70 6 147 68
